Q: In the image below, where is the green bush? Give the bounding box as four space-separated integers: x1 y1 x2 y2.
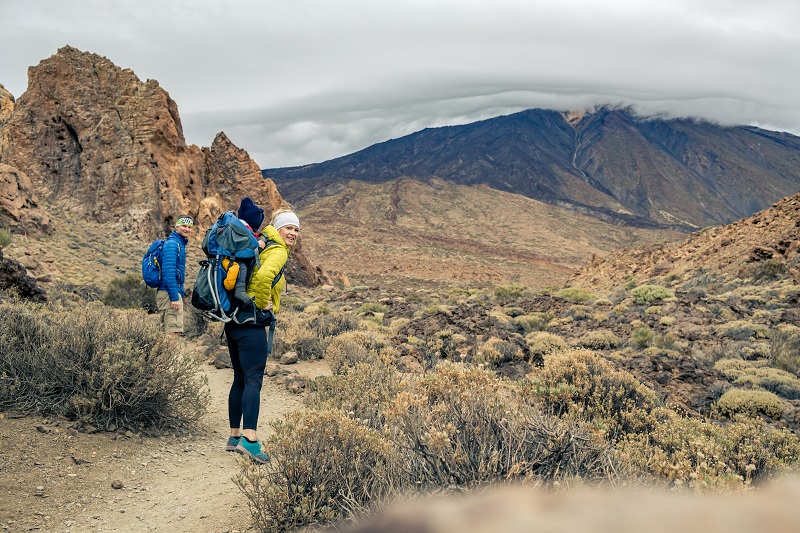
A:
356 302 389 315
631 285 675 305
0 227 11 248
493 284 528 304
565 305 593 321
715 389 784 420
555 287 596 303
101 273 157 312
632 327 654 348
0 301 209 430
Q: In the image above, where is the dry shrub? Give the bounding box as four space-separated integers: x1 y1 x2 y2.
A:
0 300 208 430
526 350 660 439
308 311 360 338
101 273 157 312
770 329 800 375
475 336 524 367
273 310 360 360
385 362 615 488
526 331 568 358
565 305 593 321
513 312 552 334
577 330 622 350
620 409 800 491
324 330 391 376
715 359 800 400
746 259 787 282
659 316 676 326
236 409 399 532
240 362 618 531
718 320 769 340
715 389 784 420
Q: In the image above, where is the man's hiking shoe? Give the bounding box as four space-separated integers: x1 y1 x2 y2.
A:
236 438 270 464
226 435 241 452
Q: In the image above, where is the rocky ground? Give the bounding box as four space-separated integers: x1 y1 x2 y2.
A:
0 346 330 533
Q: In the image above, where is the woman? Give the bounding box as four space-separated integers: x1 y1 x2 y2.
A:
225 203 300 463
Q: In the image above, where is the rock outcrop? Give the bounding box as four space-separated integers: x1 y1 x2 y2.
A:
0 46 320 285
0 247 46 302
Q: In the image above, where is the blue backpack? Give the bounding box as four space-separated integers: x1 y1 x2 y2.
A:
141 239 165 288
191 211 263 323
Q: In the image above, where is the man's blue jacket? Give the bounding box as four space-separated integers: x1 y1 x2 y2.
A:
158 231 188 301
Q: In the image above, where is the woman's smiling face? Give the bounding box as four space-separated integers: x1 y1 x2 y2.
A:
278 224 299 247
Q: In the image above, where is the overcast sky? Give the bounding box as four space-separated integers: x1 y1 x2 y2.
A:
2 0 798 168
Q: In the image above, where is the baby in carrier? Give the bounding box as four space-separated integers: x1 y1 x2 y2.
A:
225 197 266 307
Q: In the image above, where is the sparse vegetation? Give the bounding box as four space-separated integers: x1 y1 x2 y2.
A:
746 259 787 282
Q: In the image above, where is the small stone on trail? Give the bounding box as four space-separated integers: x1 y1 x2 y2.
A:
279 351 299 365
111 480 125 490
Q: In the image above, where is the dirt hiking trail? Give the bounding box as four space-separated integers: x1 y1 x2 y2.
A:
0 348 330 533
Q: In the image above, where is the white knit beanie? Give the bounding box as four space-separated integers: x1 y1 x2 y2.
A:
272 211 300 231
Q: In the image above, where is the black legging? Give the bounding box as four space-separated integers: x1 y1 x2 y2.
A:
226 323 268 431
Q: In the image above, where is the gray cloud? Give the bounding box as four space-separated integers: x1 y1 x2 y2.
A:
2 0 798 167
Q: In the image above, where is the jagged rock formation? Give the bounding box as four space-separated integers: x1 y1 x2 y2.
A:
0 46 320 286
266 108 800 231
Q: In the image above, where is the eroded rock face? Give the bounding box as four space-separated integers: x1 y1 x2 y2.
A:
0 163 51 235
0 46 320 285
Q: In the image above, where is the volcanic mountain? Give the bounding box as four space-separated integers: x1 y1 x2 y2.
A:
265 108 800 232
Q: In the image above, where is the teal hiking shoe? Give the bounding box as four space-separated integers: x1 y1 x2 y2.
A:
236 438 270 464
226 435 241 452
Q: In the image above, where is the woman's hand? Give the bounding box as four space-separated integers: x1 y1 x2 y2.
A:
262 301 274 311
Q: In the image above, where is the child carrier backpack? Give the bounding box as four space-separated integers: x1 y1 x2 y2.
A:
191 211 284 331
141 239 165 288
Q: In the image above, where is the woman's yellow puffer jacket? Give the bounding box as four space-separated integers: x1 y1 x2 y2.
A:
246 225 289 313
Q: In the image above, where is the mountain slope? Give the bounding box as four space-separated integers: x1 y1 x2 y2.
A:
265 108 800 231
572 189 800 292
297 178 681 289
